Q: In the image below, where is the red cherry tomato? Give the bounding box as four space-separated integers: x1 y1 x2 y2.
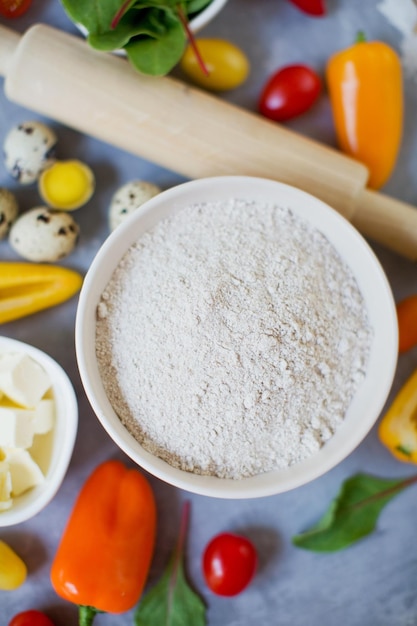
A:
288 0 326 16
258 64 321 122
0 0 32 18
202 532 257 596
8 610 55 626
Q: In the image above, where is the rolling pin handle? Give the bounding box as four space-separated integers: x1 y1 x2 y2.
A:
352 189 417 261
0 25 20 77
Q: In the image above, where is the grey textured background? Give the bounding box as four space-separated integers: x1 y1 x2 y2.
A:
2 1 417 624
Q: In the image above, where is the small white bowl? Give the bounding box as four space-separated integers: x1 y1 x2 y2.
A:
76 176 398 499
0 336 78 526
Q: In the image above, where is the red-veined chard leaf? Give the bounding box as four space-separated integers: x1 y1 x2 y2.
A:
292 472 417 552
88 8 168 51
125 9 186 75
61 0 122 34
60 0 214 75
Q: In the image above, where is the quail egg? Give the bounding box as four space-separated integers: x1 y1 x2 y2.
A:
3 121 57 185
9 207 80 262
0 188 18 239
39 160 95 210
109 180 161 231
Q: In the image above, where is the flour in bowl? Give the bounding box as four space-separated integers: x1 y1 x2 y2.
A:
95 198 372 479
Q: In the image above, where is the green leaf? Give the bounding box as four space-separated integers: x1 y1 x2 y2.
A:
125 10 186 75
61 0 122 34
292 473 417 552
186 0 212 16
134 0 179 7
134 502 206 626
88 8 165 51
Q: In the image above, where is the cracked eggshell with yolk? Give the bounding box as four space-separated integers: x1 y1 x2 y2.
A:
39 160 95 211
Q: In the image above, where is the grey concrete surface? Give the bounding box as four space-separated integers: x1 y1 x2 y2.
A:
1 1 417 624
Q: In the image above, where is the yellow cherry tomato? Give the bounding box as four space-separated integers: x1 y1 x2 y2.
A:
0 540 27 590
180 38 250 91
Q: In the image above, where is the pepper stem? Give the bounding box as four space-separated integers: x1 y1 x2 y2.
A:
356 30 367 43
79 605 101 626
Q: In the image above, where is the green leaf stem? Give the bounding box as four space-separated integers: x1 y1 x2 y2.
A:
134 501 206 626
292 472 417 552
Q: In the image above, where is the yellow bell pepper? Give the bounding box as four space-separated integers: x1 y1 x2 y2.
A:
0 262 83 324
0 539 27 590
379 368 417 462
326 32 403 190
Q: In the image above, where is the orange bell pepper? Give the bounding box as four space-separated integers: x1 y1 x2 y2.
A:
50 460 156 626
396 294 417 354
326 33 403 190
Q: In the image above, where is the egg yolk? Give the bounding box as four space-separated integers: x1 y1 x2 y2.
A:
39 160 95 210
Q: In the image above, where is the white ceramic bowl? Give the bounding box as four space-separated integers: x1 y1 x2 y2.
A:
0 336 78 525
76 176 398 499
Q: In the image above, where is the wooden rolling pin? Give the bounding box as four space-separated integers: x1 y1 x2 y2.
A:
1 23 417 259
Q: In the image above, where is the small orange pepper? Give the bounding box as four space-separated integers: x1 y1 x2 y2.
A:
379 368 417 463
396 294 417 353
326 32 403 190
50 460 156 626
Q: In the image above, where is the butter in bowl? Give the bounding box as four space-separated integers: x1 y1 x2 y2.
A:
0 336 78 526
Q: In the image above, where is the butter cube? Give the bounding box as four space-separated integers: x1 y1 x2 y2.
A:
32 399 55 434
0 461 12 511
3 448 44 496
0 407 35 448
0 353 51 408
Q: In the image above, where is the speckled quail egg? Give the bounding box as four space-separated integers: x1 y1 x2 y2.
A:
109 180 161 231
3 121 57 185
9 207 80 262
0 188 18 239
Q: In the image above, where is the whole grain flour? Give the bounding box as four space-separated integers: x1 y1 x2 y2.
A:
96 199 372 479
